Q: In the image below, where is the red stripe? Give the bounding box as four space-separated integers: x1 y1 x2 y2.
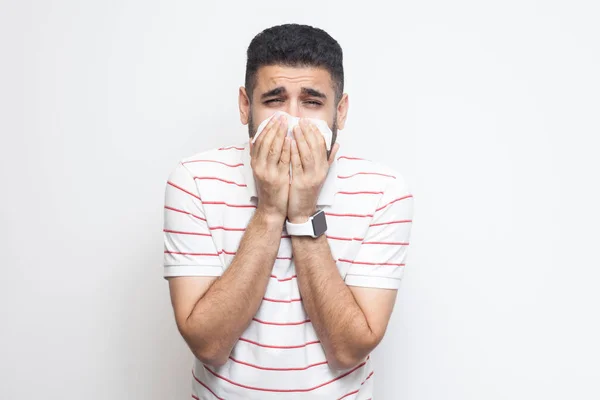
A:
164 229 211 237
228 356 327 371
202 359 367 393
164 205 206 221
237 337 320 349
270 274 297 282
218 146 244 150
207 227 289 236
337 390 359 400
369 219 412 227
194 176 247 187
252 317 311 326
338 258 404 266
326 235 364 242
164 250 220 256
220 249 291 260
217 249 236 256
183 159 243 167
337 172 396 179
191 370 225 400
361 241 409 245
337 370 375 400
202 201 256 208
337 156 366 161
262 296 302 303
325 212 373 218
375 194 413 212
338 191 384 195
167 181 201 200
167 249 291 261
208 226 246 232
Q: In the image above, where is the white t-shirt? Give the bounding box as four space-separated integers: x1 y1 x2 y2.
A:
163 140 415 399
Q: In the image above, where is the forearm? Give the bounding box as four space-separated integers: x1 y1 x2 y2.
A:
184 209 284 365
292 234 378 369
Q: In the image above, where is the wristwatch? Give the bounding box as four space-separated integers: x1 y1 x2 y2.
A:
286 209 328 238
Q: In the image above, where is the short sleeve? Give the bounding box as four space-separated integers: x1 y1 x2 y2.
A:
344 176 415 289
162 162 224 279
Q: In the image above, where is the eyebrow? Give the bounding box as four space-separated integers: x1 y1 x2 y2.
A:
301 87 327 99
260 86 327 100
261 87 286 99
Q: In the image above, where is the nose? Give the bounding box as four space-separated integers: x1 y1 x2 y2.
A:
283 99 304 119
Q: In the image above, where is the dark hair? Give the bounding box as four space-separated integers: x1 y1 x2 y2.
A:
244 24 344 104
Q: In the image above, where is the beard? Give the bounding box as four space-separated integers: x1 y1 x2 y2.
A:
248 109 338 160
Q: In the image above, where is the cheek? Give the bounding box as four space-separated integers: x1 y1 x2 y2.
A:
252 108 276 125
302 109 335 128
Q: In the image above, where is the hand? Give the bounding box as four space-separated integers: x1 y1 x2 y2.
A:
288 118 340 223
249 114 291 222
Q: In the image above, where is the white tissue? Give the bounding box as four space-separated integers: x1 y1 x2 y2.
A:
251 111 333 151
251 111 333 180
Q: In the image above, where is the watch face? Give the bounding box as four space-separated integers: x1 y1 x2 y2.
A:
311 210 327 236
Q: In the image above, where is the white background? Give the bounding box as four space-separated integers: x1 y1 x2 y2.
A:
1 1 599 399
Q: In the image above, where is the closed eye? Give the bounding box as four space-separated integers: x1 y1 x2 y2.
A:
264 99 284 104
264 99 323 107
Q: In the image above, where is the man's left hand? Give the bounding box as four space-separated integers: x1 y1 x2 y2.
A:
287 118 340 224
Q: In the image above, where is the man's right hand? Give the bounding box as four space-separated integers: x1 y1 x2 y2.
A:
249 114 291 221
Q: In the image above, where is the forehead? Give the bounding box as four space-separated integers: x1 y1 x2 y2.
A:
254 65 333 93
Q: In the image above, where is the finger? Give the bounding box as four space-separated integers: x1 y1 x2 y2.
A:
293 124 314 169
252 115 278 159
268 116 287 165
301 118 319 152
257 115 282 162
328 141 340 166
279 137 291 171
290 139 303 175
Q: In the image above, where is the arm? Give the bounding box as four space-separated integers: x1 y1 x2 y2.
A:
291 234 397 370
166 114 291 367
169 208 284 367
287 119 414 370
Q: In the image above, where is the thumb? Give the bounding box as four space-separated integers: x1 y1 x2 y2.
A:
328 142 340 166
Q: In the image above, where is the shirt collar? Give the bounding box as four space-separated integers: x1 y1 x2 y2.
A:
240 140 338 207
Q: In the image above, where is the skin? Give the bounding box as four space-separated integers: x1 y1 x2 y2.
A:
168 65 397 371
168 118 291 367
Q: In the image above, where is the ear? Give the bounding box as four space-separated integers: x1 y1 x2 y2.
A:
336 93 349 130
239 86 251 125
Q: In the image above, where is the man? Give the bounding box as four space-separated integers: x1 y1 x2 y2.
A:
163 23 415 399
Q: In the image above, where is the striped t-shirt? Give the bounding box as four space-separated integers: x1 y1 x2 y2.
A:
163 140 415 399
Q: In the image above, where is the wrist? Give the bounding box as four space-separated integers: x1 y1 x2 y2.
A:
255 207 286 228
286 208 327 238
287 215 311 224
287 208 318 224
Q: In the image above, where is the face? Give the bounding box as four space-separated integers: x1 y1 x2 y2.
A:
239 65 349 146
